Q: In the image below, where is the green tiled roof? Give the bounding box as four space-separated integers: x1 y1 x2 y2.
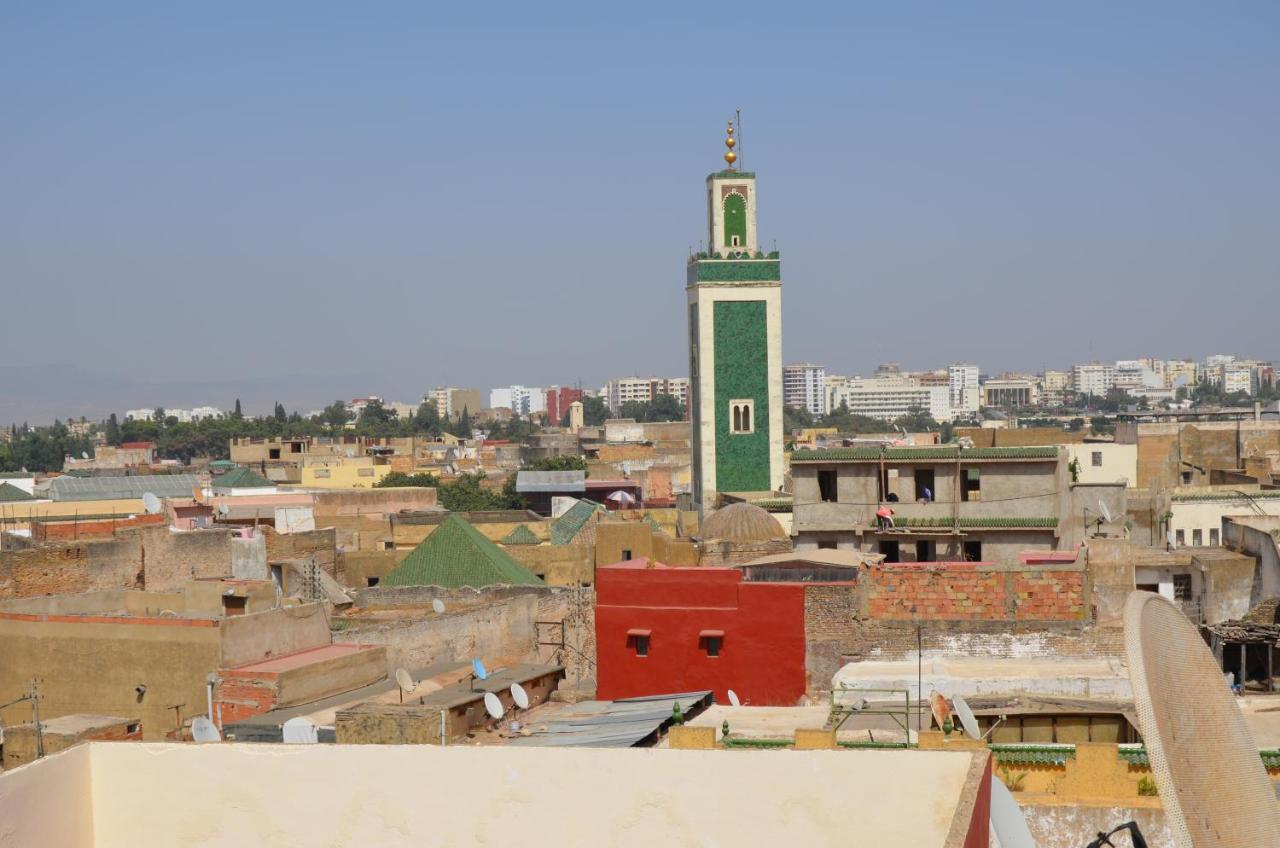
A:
550 499 605 546
791 446 1060 463
750 498 794 513
211 467 274 489
885 516 1059 530
991 744 1077 765
0 482 36 502
501 524 541 546
383 514 544 589
1171 490 1280 502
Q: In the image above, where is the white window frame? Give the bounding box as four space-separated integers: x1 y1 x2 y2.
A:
729 399 755 434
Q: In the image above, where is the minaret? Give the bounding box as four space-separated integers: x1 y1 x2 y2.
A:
687 121 784 513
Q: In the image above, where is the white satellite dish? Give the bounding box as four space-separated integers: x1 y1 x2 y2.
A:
727 689 741 707
472 659 488 680
395 668 416 694
191 716 221 743
81 451 89 459
1167 529 1176 548
281 716 318 744
432 598 445 614
1098 499 1114 524
483 691 504 720
510 682 530 710
989 776 1036 848
142 492 162 515
952 695 981 741
217 504 231 516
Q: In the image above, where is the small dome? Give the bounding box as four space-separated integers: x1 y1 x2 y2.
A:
701 502 787 543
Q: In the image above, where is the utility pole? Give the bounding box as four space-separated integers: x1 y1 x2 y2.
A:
31 678 43 758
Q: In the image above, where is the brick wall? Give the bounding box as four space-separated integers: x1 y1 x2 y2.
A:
264 527 337 576
138 526 236 590
862 563 1087 624
31 514 167 542
0 536 142 599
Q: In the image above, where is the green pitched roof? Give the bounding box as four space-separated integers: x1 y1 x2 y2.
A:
383 514 544 589
211 467 274 488
791 446 1061 463
0 482 36 502
879 516 1059 530
501 524 542 546
550 499 606 545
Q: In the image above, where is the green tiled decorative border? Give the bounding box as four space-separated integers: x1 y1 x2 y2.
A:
688 260 782 284
713 300 771 493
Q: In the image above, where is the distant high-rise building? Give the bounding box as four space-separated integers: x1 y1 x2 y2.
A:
1072 364 1115 398
783 363 827 416
948 364 980 413
545 386 584 425
604 377 689 414
829 377 953 423
488 385 545 416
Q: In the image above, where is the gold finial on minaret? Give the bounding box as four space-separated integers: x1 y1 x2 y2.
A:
724 120 737 167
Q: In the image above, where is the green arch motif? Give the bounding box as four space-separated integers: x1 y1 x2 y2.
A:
723 192 747 247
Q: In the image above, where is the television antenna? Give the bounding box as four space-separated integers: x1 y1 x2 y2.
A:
989 776 1036 848
727 689 741 707
142 492 162 515
282 716 318 744
432 598 445 614
510 682 530 710
191 716 221 743
483 691 504 720
951 695 981 740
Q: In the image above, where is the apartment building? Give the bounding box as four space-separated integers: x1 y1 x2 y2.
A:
489 385 545 416
948 364 980 414
782 363 828 416
1072 364 1115 397
829 378 953 422
791 444 1114 564
604 377 689 414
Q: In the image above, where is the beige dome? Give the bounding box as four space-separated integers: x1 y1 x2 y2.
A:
701 502 787 543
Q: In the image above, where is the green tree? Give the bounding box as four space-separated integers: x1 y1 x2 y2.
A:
891 408 939 433
784 405 814 432
273 401 287 422
457 406 472 437
233 398 243 419
375 471 441 488
413 401 441 435
318 400 349 429
646 393 685 422
104 413 121 446
436 473 507 511
1090 415 1116 436
581 395 609 426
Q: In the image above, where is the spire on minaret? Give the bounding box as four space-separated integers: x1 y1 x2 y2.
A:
723 121 737 168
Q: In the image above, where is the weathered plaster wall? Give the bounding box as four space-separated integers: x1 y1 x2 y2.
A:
218 603 331 668
0 745 94 847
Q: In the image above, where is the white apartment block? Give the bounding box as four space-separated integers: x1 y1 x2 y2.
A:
604 377 689 414
1040 371 1070 406
1221 364 1255 395
1162 360 1199 388
1114 361 1163 393
125 407 224 423
830 378 954 423
783 363 828 416
489 385 546 416
1072 364 1115 398
948 364 980 413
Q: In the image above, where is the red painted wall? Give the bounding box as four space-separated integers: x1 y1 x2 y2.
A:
595 563 807 705
964 755 993 848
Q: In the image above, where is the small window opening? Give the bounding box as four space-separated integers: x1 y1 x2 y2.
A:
1175 529 1185 546
915 540 933 562
817 540 837 550
1173 574 1192 600
367 577 380 587
701 636 723 657
629 635 650 657
1091 451 1103 467
621 549 633 561
963 540 982 562
1209 528 1219 546
1192 529 1202 546
961 468 981 502
818 468 837 503
914 468 935 502
880 540 900 563
269 448 281 460
222 596 247 617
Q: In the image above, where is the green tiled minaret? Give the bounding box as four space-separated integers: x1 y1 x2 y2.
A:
687 121 784 512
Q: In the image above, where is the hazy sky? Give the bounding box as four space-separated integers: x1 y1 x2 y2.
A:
3 3 1278 419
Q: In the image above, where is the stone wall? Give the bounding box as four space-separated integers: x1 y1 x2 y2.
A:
337 585 596 687
138 526 236 591
264 527 336 577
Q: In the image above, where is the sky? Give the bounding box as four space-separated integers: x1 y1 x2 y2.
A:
2 2 1278 421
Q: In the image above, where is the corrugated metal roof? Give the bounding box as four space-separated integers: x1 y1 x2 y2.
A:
507 691 713 748
515 470 586 493
792 445 1061 463
38 474 201 502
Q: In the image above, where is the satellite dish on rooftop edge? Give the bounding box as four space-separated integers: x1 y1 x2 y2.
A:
191 716 221 743
472 659 488 681
510 682 530 710
951 695 981 741
989 776 1036 848
1098 499 1114 524
727 689 741 707
1167 529 1177 548
81 451 89 459
142 492 162 515
395 668 416 694
282 716 318 744
432 598 445 614
483 692 504 720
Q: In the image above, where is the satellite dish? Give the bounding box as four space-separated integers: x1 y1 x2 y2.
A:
472 659 488 680
1098 499 1114 524
510 682 530 710
1167 529 1177 548
191 717 221 743
432 598 445 614
727 689 741 707
81 451 89 459
952 695 981 741
989 776 1036 848
395 668 416 694
483 691 504 720
217 504 231 516
142 492 162 514
281 716 318 744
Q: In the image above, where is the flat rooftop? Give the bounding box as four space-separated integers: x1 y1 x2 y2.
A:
1 742 988 847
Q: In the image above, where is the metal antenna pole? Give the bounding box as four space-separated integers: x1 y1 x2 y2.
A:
32 678 43 758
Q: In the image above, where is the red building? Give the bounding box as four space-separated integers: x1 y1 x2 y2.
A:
545 386 583 426
595 560 808 706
